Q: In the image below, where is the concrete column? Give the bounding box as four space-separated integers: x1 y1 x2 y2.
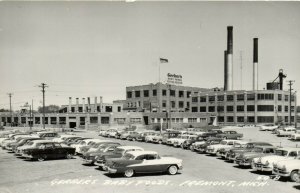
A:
75 98 79 113
68 97 72 113
94 97 98 112
82 98 86 113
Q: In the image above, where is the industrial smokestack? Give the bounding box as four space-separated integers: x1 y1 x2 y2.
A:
94 97 98 112
82 98 86 113
226 26 233 90
76 98 79 112
100 96 103 112
68 97 72 113
224 50 228 91
253 38 258 90
87 97 91 112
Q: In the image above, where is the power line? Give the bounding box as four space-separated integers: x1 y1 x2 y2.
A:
38 83 48 129
287 80 295 126
7 93 13 127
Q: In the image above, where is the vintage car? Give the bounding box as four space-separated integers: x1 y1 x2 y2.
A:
11 137 41 153
3 135 34 150
77 139 113 155
105 151 183 177
98 129 107 136
64 137 90 146
1 133 29 148
173 134 198 147
206 140 240 155
181 136 204 150
136 131 157 142
234 146 277 167
225 142 273 161
273 156 300 182
82 144 121 165
166 133 190 146
94 146 144 169
52 134 76 143
126 131 143 141
120 131 139 140
16 140 53 155
86 142 121 153
216 141 249 158
252 147 300 172
200 130 223 139
216 130 243 140
36 131 59 139
145 133 161 143
21 141 75 161
259 124 278 131
192 138 223 153
7 136 40 152
289 131 300 141
70 139 99 154
277 127 297 137
152 131 180 144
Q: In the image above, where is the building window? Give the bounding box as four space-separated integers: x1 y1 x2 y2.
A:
178 101 184 108
291 95 295 102
237 117 244 122
192 97 198 103
135 91 140 98
35 117 41 124
291 106 294 112
114 118 126 124
90 117 98 124
218 116 224 122
200 106 206 112
277 105 282 112
200 118 207 122
247 116 255 123
101 117 109 124
285 106 288 112
237 105 244 112
247 94 255 101
257 105 274 112
152 89 157 96
217 106 224 112
257 116 274 123
208 106 215 112
285 95 289 101
209 96 215 102
217 95 224 101
130 118 142 123
191 107 198 112
127 91 132 98
227 106 233 112
285 116 288 122
186 102 190 108
162 100 167 108
278 94 282 101
171 101 175 108
80 117 85 125
227 116 234 122
179 91 184 97
162 90 167 96
118 106 121 112
237 94 244 101
247 105 255 112
170 90 176 97
188 118 197 123
143 90 149 97
105 106 112 112
258 93 274 100
71 107 75 112
200 96 206 102
187 91 191 98
50 117 57 124
21 117 26 124
227 95 234 101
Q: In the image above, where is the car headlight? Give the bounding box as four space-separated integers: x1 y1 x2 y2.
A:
282 165 286 171
265 161 269 166
273 163 277 168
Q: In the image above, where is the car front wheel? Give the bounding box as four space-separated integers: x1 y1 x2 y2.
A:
124 169 134 178
37 155 46 162
168 165 178 175
66 153 73 159
290 170 300 182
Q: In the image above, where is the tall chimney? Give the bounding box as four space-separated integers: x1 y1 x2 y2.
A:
100 96 103 112
82 98 86 113
224 50 228 91
253 38 258 90
87 97 90 112
226 26 233 90
68 97 72 113
75 98 79 112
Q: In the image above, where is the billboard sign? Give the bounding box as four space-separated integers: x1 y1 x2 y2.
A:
167 73 183 85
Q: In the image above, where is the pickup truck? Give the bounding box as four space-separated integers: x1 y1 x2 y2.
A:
216 130 243 140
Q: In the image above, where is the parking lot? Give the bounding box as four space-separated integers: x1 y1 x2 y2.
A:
0 126 299 193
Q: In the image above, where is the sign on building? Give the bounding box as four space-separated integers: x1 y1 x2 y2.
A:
167 73 183 85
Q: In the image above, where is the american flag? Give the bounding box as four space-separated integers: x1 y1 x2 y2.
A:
159 58 168 63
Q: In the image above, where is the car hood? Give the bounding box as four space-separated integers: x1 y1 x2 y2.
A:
193 141 206 146
276 159 300 169
259 155 293 164
208 144 231 149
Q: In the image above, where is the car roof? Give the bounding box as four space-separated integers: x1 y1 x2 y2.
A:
117 146 144 150
128 151 158 157
31 140 53 143
277 147 300 151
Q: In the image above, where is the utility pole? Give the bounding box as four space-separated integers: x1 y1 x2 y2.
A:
287 80 295 126
39 83 48 129
8 93 13 127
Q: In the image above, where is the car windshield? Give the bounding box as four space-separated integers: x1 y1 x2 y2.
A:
123 153 135 160
114 148 125 154
26 141 34 145
220 141 227 145
80 141 87 145
275 150 288 156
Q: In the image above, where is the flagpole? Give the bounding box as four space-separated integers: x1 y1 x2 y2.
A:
158 59 161 83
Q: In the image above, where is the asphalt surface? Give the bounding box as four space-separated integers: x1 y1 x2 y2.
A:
0 126 299 193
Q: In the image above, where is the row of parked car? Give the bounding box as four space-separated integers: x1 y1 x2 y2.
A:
98 127 300 183
259 124 300 140
0 130 183 178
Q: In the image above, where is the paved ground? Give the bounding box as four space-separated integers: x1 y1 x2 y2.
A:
0 126 299 193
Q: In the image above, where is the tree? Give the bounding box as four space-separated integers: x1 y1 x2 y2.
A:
38 105 60 113
0 109 9 112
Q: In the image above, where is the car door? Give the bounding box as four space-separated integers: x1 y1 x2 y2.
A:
53 143 65 158
43 143 55 159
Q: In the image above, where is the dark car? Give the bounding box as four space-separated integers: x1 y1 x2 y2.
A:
136 131 157 142
181 136 204 150
216 130 243 140
225 142 273 161
82 144 121 165
201 130 223 139
22 142 75 161
126 131 141 141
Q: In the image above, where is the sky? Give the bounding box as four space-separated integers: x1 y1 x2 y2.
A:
0 1 300 111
